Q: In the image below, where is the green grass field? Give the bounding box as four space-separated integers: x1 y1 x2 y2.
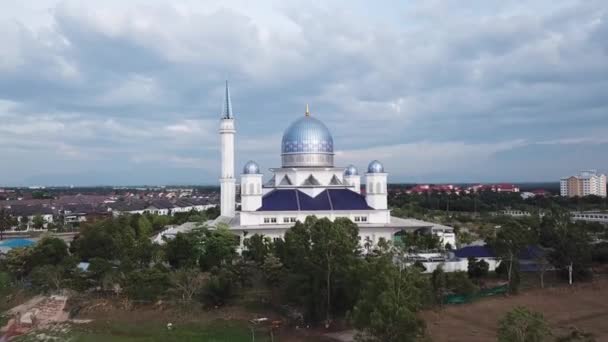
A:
14 320 272 342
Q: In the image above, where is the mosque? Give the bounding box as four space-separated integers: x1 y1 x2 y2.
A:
211 82 455 248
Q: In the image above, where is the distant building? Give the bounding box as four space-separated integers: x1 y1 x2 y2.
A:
560 170 607 198
571 211 608 224
5 205 54 231
406 184 461 194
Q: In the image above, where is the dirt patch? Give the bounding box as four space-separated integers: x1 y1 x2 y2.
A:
422 279 608 342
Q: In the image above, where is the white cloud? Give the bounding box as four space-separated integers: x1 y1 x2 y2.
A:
337 140 527 177
0 0 607 184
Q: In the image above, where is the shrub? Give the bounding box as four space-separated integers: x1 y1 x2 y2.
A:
446 271 478 296
468 257 490 279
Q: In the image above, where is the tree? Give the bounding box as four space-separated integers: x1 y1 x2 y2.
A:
309 217 360 327
497 306 551 342
351 255 430 342
543 216 592 285
467 257 489 279
87 257 120 291
4 247 34 280
0 208 17 240
171 268 207 302
124 266 170 301
71 217 135 262
32 215 46 230
431 266 447 307
262 253 284 288
243 234 271 264
530 247 551 289
18 216 29 231
30 237 69 268
281 216 361 324
488 221 533 293
164 232 200 269
31 265 64 292
201 267 237 307
412 260 427 272
198 224 239 271
446 271 478 296
136 215 153 237
591 242 608 264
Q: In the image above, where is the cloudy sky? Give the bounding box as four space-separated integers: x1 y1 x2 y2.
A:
0 0 607 186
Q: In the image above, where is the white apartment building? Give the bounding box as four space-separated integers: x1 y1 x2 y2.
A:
560 170 607 198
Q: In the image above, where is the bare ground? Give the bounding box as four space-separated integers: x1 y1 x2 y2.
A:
421 279 608 342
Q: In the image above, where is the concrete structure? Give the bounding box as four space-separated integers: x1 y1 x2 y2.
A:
560 170 607 198
219 81 236 217
208 84 455 250
571 211 608 224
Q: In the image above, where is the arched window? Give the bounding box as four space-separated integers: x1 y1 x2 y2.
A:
249 183 254 194
368 182 374 194
376 182 382 194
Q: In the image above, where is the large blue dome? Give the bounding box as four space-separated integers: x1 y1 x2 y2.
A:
281 114 334 168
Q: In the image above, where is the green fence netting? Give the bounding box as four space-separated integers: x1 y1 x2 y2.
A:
444 284 508 304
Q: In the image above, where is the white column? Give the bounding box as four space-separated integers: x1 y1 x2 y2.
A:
220 118 236 217
241 174 263 211
365 173 387 210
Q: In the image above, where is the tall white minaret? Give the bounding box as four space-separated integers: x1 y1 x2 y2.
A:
219 81 236 217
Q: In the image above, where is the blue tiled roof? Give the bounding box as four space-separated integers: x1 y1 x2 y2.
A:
328 189 371 210
454 246 496 258
258 189 299 211
258 189 371 211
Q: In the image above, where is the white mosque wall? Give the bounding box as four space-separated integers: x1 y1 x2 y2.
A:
233 225 397 252
239 209 391 227
414 258 500 274
367 210 391 224
297 187 329 198
344 175 361 194
359 227 395 246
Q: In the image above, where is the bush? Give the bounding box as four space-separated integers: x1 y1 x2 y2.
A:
201 267 237 307
498 306 551 342
413 260 427 272
446 271 478 296
467 257 489 279
591 242 608 264
495 260 508 278
0 272 11 290
124 266 170 301
30 265 64 292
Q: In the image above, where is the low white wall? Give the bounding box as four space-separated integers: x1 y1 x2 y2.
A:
411 257 500 273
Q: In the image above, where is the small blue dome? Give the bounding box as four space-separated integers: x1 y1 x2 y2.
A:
344 164 358 176
367 160 384 173
281 116 334 155
243 160 260 174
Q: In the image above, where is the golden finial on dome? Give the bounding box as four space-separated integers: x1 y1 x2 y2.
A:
305 104 310 117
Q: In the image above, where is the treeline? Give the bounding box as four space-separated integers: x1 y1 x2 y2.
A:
0 215 446 341
486 212 608 293
390 191 608 217
2 210 608 341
